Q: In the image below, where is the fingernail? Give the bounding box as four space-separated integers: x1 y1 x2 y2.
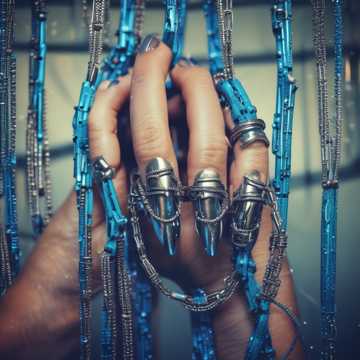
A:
191 169 226 256
139 33 160 54
177 57 195 67
145 157 180 256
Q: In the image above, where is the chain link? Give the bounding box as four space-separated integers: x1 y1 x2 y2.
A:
26 0 53 236
312 1 343 358
0 0 19 290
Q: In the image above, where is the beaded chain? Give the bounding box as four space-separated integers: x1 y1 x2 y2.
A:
271 0 297 230
72 1 106 358
26 0 53 237
0 0 19 294
0 2 343 359
311 0 343 359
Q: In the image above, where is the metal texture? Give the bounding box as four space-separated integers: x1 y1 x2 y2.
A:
210 1 275 358
26 0 53 236
230 119 270 148
188 169 228 256
100 0 145 81
72 1 106 358
312 0 343 358
271 0 297 230
0 0 19 293
128 171 240 312
191 306 216 360
244 2 298 358
213 0 263 130
162 0 188 66
144 157 181 256
203 0 224 75
95 2 152 358
94 156 134 360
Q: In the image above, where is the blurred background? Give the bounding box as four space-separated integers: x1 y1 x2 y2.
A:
13 0 360 359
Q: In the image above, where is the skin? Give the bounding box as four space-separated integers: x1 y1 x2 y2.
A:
0 40 304 359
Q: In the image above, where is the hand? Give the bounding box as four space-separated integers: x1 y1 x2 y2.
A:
0 35 303 360
88 35 303 359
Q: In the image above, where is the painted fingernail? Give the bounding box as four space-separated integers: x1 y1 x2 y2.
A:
177 57 195 67
139 33 160 54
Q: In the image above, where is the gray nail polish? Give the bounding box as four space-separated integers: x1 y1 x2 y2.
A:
192 169 225 256
145 157 180 256
139 33 160 54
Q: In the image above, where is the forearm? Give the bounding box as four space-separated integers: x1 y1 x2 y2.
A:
0 192 81 360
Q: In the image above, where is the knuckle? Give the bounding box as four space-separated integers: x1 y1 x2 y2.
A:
88 106 103 132
133 117 170 163
131 72 147 90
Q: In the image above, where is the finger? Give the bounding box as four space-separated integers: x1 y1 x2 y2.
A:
88 75 131 214
225 108 269 190
130 34 178 175
171 64 227 185
89 76 131 168
130 35 180 255
171 63 227 256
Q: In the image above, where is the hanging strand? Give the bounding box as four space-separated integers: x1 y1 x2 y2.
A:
271 0 297 229
244 1 298 358
93 156 134 360
99 2 153 358
162 0 187 67
72 1 106 358
0 0 19 294
312 0 343 358
210 1 301 358
101 0 146 82
26 0 53 236
212 1 273 358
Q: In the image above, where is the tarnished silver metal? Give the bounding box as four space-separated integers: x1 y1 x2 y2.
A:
128 192 239 311
93 156 115 181
128 167 240 311
116 237 134 360
231 171 267 249
215 0 234 80
188 169 228 256
144 157 181 256
230 119 269 148
261 186 288 301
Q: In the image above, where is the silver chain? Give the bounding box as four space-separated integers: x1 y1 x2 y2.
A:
135 0 146 45
87 0 106 83
215 0 233 79
312 0 342 186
